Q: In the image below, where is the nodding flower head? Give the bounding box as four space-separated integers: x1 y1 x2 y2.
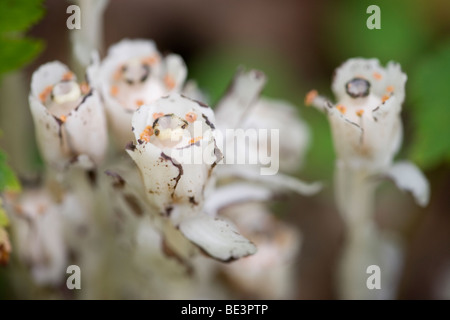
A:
29 61 107 170
97 39 188 147
127 93 222 220
306 58 407 171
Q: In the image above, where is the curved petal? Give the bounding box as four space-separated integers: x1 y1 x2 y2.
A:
216 165 322 196
203 183 274 216
31 61 73 98
214 68 266 130
178 214 256 261
64 90 107 165
163 54 187 91
384 161 430 207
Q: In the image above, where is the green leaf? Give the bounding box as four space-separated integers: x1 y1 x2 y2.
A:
408 42 450 169
0 36 43 75
0 149 21 192
0 0 45 33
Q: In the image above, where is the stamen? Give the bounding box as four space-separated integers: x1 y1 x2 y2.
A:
153 112 164 120
164 75 176 90
386 85 394 93
140 125 154 142
356 109 364 117
382 95 390 103
372 72 382 80
39 85 53 103
336 104 347 114
80 82 90 95
185 112 197 123
142 55 158 66
62 71 74 81
110 85 119 97
59 115 67 123
305 90 318 106
189 136 203 144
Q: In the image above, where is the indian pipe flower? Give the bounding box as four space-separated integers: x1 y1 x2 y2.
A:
29 61 107 170
126 93 256 261
305 58 429 208
97 39 189 148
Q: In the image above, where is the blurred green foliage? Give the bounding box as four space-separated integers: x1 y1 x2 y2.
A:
0 0 45 75
409 42 450 169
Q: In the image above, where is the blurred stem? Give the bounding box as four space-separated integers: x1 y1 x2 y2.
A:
335 162 395 299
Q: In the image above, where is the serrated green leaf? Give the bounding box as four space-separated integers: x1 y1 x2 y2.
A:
0 0 45 33
0 36 43 75
408 42 450 169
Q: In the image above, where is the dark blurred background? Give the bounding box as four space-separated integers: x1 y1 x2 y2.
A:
1 0 450 299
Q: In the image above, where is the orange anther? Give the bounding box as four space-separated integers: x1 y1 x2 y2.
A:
386 85 394 93
305 90 318 106
140 125 154 142
39 85 53 103
356 109 364 117
189 136 202 145
164 75 176 90
336 104 347 114
135 99 144 107
80 82 90 94
185 112 197 123
153 112 164 120
382 95 390 103
59 115 67 123
110 85 119 96
142 55 158 66
62 71 74 81
373 72 382 80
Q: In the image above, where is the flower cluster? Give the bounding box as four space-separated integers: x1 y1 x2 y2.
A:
2 39 319 298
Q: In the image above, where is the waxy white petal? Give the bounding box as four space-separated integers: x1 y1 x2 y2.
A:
385 161 430 207
178 214 256 261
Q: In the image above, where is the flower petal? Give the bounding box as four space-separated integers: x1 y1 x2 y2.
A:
384 161 430 207
216 165 322 196
63 91 107 166
214 68 266 129
31 61 73 98
204 183 274 216
178 214 256 261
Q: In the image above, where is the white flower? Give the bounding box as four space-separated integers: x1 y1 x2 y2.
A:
29 61 107 170
97 39 189 148
306 58 429 206
8 189 67 286
219 202 301 299
127 93 256 261
214 68 321 195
